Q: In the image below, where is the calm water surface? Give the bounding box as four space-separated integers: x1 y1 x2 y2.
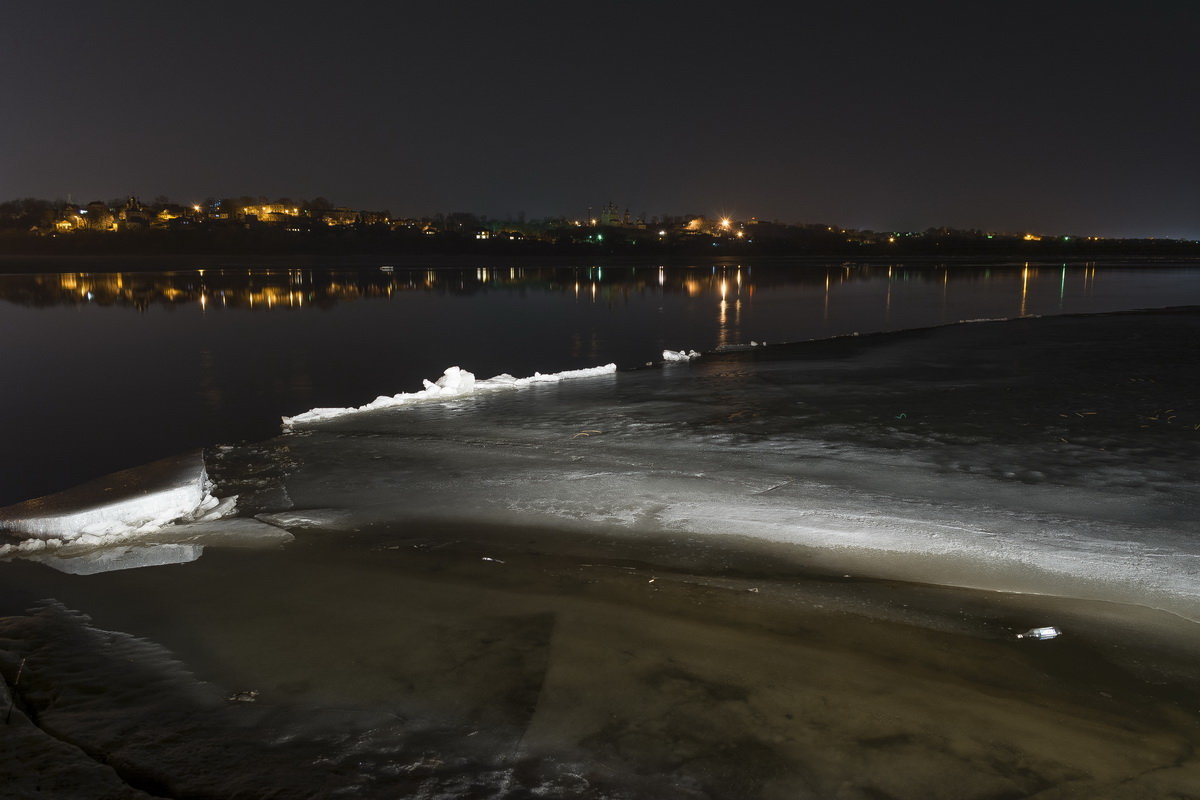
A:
2 261 1198 505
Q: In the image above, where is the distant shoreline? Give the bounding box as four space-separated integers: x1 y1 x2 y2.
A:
3 251 1200 275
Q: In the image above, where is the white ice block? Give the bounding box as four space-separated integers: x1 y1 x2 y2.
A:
0 451 228 544
281 362 618 429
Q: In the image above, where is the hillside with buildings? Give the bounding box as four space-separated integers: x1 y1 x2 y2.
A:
1 196 1196 259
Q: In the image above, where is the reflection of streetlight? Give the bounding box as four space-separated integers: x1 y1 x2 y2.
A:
1020 265 1029 317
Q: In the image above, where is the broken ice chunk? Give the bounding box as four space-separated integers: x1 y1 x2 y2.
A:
0 451 228 543
255 509 355 530
28 543 204 575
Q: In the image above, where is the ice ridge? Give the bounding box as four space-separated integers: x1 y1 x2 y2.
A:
281 363 618 429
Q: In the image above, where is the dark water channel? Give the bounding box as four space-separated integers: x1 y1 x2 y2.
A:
3 261 1199 505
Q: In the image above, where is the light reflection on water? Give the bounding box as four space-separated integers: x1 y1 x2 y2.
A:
8 262 1193 321
1 262 1198 505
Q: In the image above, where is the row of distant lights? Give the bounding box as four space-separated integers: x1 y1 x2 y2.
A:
75 208 1169 242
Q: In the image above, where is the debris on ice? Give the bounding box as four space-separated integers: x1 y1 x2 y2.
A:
1017 626 1062 640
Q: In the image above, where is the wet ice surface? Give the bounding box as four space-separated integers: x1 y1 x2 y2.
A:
279 308 1200 621
3 529 1200 799
3 308 1200 799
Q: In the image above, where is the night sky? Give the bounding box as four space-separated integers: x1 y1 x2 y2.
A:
5 2 1198 237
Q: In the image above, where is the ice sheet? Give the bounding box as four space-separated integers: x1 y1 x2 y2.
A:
4 309 1200 799
28 543 205 575
281 363 617 429
7 520 293 575
268 309 1200 620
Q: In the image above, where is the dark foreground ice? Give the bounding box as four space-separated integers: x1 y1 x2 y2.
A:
2 308 1200 799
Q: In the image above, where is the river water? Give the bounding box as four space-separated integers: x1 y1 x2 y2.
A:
2 260 1200 798
2 261 1197 504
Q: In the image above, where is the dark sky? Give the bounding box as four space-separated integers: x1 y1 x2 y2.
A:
4 2 1198 237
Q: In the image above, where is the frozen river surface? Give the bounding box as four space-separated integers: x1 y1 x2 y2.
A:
3 304 1200 798
263 309 1200 619
2 263 1200 798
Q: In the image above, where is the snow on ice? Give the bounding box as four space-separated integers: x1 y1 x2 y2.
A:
281 363 617 429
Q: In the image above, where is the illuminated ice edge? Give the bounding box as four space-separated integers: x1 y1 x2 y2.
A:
281 363 618 429
663 349 701 362
0 472 237 557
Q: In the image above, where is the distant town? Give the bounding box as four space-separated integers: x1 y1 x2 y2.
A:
2 195 1198 258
